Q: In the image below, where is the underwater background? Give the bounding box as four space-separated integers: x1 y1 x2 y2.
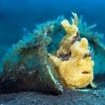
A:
0 0 105 60
0 1 105 105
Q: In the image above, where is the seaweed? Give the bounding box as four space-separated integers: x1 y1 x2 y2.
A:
0 21 64 94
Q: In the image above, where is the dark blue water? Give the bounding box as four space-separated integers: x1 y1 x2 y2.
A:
0 0 105 59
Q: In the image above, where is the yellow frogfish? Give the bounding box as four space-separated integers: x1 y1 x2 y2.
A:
49 13 95 89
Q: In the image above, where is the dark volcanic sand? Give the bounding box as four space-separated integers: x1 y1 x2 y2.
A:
0 76 105 105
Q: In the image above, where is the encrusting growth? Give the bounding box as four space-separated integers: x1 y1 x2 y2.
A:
0 12 95 94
